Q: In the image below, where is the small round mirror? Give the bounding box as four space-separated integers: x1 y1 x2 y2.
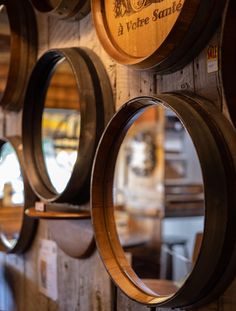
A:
42 58 80 194
22 48 114 205
0 138 37 253
113 104 204 296
0 5 10 101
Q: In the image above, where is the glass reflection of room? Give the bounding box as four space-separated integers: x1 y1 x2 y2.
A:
0 143 24 249
113 104 204 296
42 58 81 193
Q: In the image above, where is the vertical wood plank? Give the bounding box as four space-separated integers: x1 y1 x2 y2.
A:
48 17 79 49
160 62 194 94
193 31 222 109
53 247 80 311
23 222 49 311
35 13 49 57
116 65 131 108
5 254 25 311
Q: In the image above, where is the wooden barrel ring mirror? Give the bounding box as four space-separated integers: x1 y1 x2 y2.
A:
92 0 226 72
0 136 38 254
30 0 90 21
91 93 236 308
0 0 37 111
220 0 236 128
22 47 114 258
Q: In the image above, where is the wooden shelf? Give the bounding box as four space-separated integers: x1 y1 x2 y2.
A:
25 208 91 219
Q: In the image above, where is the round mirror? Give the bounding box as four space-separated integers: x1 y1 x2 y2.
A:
91 94 236 308
0 5 10 101
0 137 37 253
0 0 37 111
113 104 204 296
42 58 81 194
0 141 24 249
30 0 90 21
22 48 114 205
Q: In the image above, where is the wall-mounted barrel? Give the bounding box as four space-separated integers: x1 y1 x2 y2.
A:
0 137 38 254
92 0 226 72
30 0 90 21
0 0 37 111
91 93 236 308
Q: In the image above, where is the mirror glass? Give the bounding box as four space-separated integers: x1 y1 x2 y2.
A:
0 5 10 101
42 58 81 193
0 142 24 249
113 104 204 296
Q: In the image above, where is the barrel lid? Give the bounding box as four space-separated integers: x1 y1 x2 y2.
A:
92 0 226 72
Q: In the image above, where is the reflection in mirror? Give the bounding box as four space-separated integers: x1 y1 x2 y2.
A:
113 104 204 296
0 5 10 101
0 142 24 249
42 58 80 193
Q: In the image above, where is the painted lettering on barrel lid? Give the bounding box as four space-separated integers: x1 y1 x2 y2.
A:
105 0 185 58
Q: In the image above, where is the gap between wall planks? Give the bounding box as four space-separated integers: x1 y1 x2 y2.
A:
0 8 235 311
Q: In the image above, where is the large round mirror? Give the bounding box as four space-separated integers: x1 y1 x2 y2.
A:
0 137 37 253
22 48 114 205
91 94 236 308
0 0 37 111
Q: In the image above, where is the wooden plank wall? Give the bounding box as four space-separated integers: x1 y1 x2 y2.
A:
0 6 236 311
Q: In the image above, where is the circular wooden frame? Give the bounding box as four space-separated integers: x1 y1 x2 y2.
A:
92 0 226 72
220 0 236 127
30 0 90 21
0 0 37 111
0 136 38 254
91 93 236 308
22 47 114 205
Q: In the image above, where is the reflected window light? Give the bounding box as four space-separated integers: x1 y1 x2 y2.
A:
69 151 77 167
56 150 70 169
0 149 23 204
